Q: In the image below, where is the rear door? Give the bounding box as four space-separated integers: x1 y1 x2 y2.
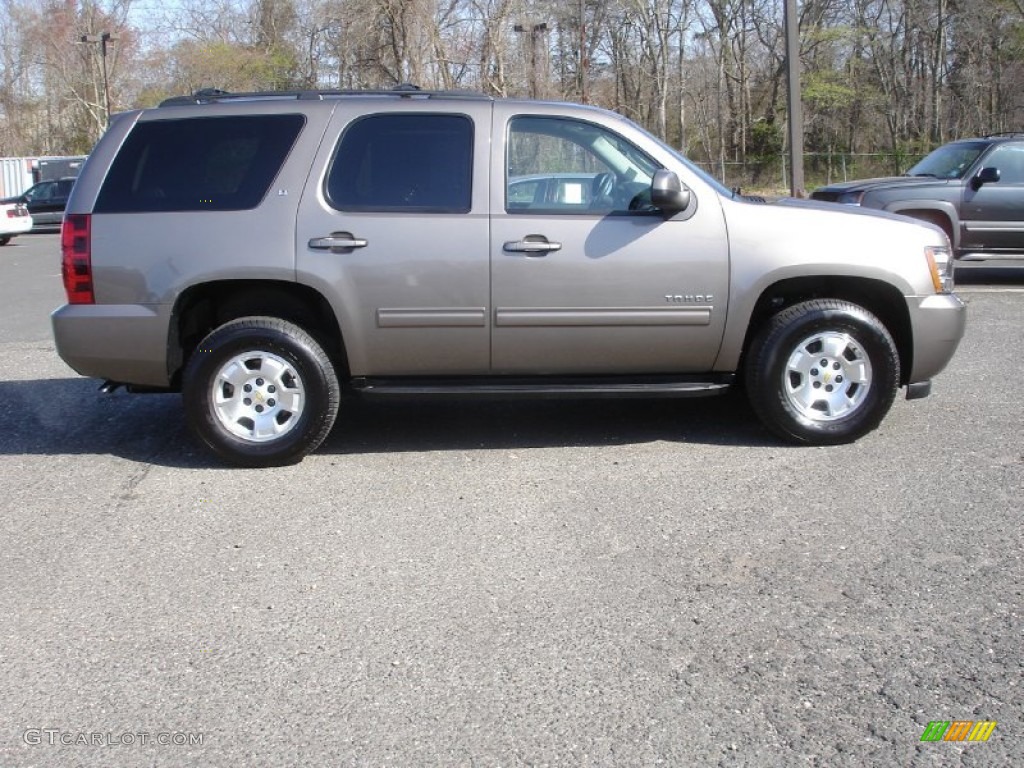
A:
296 101 492 376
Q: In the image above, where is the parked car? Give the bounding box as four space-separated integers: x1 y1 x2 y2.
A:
508 173 600 208
1 177 76 230
0 201 32 245
811 134 1024 261
52 87 965 467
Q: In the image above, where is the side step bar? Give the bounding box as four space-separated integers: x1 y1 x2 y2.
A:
957 252 1024 261
350 374 734 400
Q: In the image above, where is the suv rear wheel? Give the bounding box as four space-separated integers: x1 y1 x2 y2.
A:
745 299 899 444
183 317 340 467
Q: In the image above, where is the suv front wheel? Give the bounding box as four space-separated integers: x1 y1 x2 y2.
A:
183 317 340 467
745 299 900 444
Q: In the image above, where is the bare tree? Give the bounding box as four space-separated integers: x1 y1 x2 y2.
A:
2 0 1024 188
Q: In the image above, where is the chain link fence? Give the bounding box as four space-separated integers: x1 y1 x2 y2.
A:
691 152 931 195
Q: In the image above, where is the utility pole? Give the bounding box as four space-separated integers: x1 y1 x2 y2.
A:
80 32 119 129
514 22 548 99
783 0 804 197
579 0 587 103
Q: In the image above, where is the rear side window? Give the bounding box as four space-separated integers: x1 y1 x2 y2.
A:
95 114 304 213
326 114 473 213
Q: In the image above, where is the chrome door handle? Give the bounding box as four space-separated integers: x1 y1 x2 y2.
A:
308 233 368 251
503 239 562 254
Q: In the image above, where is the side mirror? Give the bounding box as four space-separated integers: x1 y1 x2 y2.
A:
651 169 691 214
972 167 1000 190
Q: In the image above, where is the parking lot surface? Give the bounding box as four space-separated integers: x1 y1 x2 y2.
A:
1 235 1021 766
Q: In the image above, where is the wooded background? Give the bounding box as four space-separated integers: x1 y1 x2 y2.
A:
2 0 1022 189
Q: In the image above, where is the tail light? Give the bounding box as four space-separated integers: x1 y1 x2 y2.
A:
62 214 94 304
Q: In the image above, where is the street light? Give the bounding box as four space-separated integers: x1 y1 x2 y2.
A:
80 32 119 128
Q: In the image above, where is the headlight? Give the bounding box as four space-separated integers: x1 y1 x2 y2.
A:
837 190 865 205
925 245 954 293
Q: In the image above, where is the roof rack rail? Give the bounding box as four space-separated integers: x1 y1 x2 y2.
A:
984 131 1024 139
159 84 493 107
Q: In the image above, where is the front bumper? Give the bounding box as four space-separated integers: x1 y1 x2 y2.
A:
52 303 172 387
906 292 967 386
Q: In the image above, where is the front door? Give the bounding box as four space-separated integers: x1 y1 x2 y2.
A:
490 107 729 374
961 142 1024 255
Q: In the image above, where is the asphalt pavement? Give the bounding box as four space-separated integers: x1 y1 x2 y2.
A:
1 234 1021 767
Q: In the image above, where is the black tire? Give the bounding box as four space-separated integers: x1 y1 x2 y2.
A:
0 236 10 246
183 317 340 467
745 299 899 445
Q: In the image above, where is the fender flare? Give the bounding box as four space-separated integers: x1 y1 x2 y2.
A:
883 200 960 248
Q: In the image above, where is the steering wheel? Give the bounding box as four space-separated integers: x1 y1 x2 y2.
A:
590 172 615 208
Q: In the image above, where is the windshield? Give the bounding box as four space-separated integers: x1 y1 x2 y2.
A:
624 119 736 198
907 142 988 179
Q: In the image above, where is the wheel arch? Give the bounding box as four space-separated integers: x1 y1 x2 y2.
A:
884 201 959 249
738 276 913 387
182 316 341 467
169 280 347 388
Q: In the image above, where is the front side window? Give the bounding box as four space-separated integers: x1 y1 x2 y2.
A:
506 116 659 214
326 114 473 213
26 182 56 202
95 114 305 213
980 144 1024 185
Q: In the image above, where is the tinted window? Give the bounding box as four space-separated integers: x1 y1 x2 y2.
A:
982 144 1024 184
95 114 304 213
326 114 472 213
25 182 56 201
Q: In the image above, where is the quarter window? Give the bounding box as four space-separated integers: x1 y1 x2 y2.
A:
95 115 305 213
326 114 473 213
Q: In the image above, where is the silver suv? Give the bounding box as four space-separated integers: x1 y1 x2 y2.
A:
53 87 966 466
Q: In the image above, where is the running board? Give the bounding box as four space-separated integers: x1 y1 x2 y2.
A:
350 375 734 399
958 251 1024 262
